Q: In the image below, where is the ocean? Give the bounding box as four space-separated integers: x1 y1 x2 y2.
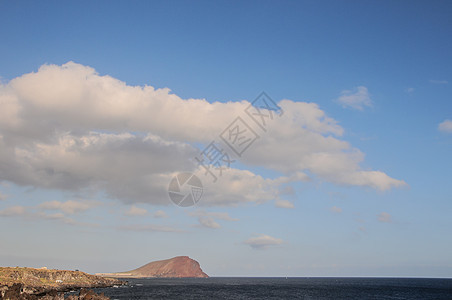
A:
83 277 452 299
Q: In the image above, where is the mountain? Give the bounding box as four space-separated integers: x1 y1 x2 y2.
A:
97 256 208 278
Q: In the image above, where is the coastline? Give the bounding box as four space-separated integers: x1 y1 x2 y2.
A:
0 267 126 299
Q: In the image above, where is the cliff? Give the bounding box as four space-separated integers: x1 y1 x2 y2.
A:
97 256 208 278
0 267 124 299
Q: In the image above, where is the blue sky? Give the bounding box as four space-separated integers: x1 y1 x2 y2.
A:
0 0 451 277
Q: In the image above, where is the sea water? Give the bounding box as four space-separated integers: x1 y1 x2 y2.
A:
86 277 452 299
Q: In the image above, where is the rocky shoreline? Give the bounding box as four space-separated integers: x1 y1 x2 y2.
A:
0 267 125 300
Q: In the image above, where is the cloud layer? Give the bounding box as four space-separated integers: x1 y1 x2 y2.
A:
0 62 406 207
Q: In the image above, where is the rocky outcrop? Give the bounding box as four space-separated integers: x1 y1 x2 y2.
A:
0 284 109 299
98 256 208 278
67 288 109 300
0 267 124 299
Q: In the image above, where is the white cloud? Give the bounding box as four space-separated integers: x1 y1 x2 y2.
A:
0 191 6 201
189 210 237 228
335 86 373 110
0 205 26 216
0 204 98 227
404 87 414 93
39 200 99 214
153 210 168 218
438 119 452 133
377 212 392 223
198 216 221 229
194 169 308 207
0 62 405 208
244 234 283 250
275 200 294 209
119 224 185 233
330 206 342 213
125 205 148 216
36 211 76 225
429 80 448 84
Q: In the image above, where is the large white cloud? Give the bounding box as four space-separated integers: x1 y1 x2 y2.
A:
0 62 406 206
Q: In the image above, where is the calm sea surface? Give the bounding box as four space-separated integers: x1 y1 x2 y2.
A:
82 277 452 300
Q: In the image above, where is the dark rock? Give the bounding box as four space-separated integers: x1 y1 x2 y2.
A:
0 284 107 300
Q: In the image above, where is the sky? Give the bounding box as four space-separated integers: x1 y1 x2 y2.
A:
0 0 451 277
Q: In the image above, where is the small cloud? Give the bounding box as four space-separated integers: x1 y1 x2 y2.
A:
359 226 366 233
39 200 99 214
153 210 168 218
189 210 238 229
335 86 373 110
330 206 342 213
36 211 99 227
404 87 415 93
377 212 392 223
438 119 452 133
119 224 185 233
0 204 98 227
429 80 448 84
0 206 26 216
125 205 148 216
244 234 283 250
275 200 294 209
36 211 75 224
198 216 221 229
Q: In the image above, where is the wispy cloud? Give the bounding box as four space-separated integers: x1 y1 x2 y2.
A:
0 205 26 216
243 234 283 250
39 200 99 215
119 224 185 233
189 210 238 229
124 205 148 216
198 216 221 229
377 212 392 223
429 79 448 84
0 205 99 227
330 206 342 213
36 211 77 225
275 200 294 209
438 119 452 133
335 86 373 110
153 210 168 218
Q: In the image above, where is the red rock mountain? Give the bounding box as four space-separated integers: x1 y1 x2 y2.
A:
114 256 208 278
